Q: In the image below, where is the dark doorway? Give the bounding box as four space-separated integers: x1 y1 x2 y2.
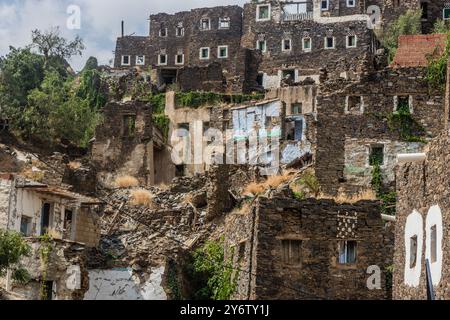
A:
159 69 178 86
41 203 51 236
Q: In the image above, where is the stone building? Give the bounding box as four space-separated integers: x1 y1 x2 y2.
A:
225 196 394 300
0 174 102 300
91 100 174 187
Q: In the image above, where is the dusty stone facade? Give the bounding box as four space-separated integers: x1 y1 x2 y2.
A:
91 100 174 187
315 67 445 194
225 196 394 300
394 132 450 299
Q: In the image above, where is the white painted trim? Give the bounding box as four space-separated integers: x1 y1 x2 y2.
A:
157 54 168 66
346 35 357 48
135 55 145 66
218 17 231 30
425 205 443 286
324 36 335 49
159 28 168 37
200 18 211 31
121 55 131 66
256 40 267 53
321 0 329 11
175 54 185 65
346 0 356 8
217 45 229 59
282 39 292 52
256 3 271 22
302 37 312 52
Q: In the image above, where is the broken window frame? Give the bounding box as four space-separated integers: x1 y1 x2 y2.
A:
302 37 312 51
159 28 168 37
218 17 231 29
430 225 437 263
410 235 418 268
175 53 185 65
122 114 136 138
395 95 412 114
158 54 168 66
321 0 329 11
324 36 335 49
292 103 302 115
135 55 145 66
256 4 271 21
218 45 229 59
199 47 210 60
20 215 32 237
346 35 357 48
121 55 131 66
282 39 292 52
200 18 211 31
338 240 357 264
369 144 384 166
346 0 355 8
40 202 53 236
175 26 185 37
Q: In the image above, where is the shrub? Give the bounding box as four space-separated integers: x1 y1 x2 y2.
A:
115 175 139 188
130 189 154 208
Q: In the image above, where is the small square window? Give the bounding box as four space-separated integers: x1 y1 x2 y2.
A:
121 55 130 66
282 39 292 52
346 96 363 114
339 241 357 264
200 18 211 31
347 35 357 48
175 54 184 65
200 47 210 60
257 4 271 21
302 37 312 51
159 28 167 37
444 8 450 20
158 54 168 66
325 37 335 49
20 216 32 237
410 235 418 268
321 0 329 10
369 145 384 166
136 55 145 66
292 103 302 115
219 17 230 29
218 46 228 59
257 40 267 53
176 26 184 37
396 96 411 113
347 0 355 7
282 240 301 265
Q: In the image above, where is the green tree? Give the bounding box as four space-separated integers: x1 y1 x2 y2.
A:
378 9 422 63
0 230 31 283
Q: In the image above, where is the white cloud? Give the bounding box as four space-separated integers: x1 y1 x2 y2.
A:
1 0 247 71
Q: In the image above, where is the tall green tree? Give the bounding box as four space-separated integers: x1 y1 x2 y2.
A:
0 230 31 283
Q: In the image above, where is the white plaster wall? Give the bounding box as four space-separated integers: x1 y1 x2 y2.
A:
0 179 11 229
404 210 423 288
425 205 443 286
84 267 167 300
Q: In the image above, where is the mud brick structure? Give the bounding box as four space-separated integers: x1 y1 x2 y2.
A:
225 196 394 300
314 67 445 194
91 100 174 187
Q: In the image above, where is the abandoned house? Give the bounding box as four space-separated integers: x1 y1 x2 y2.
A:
0 174 103 300
225 196 394 300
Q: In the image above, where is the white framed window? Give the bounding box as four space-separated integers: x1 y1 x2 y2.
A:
321 0 329 11
256 4 271 21
346 35 357 48
347 0 356 7
444 8 450 20
200 47 210 60
218 45 229 59
176 26 184 37
175 54 184 65
257 40 267 53
302 37 312 51
159 28 167 37
324 36 335 49
219 17 230 29
158 54 168 66
136 55 145 66
121 55 131 66
200 18 211 31
282 39 292 52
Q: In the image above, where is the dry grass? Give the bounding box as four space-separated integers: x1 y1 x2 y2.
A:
157 183 169 191
68 161 82 170
321 189 377 204
20 167 44 182
115 175 139 188
243 171 294 196
47 228 62 240
130 189 154 208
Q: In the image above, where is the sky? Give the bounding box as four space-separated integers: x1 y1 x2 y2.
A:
0 0 247 71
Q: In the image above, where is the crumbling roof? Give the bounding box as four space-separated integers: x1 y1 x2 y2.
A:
390 34 447 68
21 186 103 205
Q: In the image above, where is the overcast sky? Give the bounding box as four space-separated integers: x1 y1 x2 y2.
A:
0 0 247 70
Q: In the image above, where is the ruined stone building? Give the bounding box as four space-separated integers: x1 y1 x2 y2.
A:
0 174 102 300
392 60 450 300
225 196 394 300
